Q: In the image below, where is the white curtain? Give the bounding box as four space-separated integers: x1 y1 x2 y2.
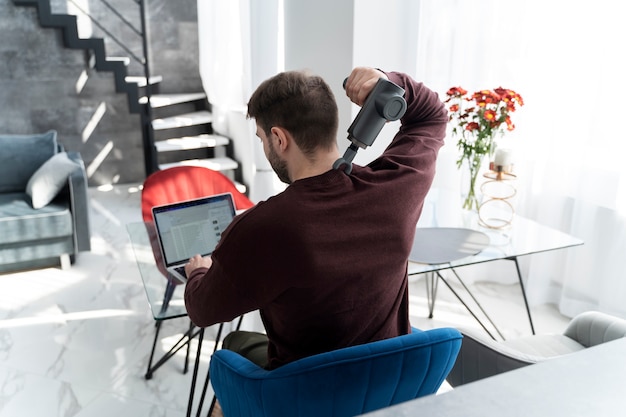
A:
197 0 626 319
197 0 283 202
196 0 283 333
414 0 626 318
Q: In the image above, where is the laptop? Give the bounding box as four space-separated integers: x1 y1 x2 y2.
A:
151 193 236 283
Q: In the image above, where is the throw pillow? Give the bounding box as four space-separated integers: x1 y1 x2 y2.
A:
26 152 80 209
0 130 58 193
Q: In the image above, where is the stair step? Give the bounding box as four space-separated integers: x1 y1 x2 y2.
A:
108 56 131 66
155 134 229 152
152 110 213 131
140 92 207 107
160 157 238 172
125 75 164 87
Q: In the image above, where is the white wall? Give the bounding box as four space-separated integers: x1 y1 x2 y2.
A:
283 0 355 155
351 0 422 166
197 0 283 201
197 1 428 198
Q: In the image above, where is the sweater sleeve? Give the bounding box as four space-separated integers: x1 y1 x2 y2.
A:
370 71 448 173
183 211 265 327
184 250 263 327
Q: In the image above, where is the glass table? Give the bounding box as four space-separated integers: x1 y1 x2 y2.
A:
408 188 584 339
127 221 195 379
127 221 237 417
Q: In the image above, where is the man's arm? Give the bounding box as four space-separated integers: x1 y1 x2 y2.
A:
183 253 259 327
370 71 447 170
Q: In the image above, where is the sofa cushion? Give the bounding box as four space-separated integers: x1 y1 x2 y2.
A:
501 334 585 357
0 193 73 243
26 152 81 209
0 130 58 193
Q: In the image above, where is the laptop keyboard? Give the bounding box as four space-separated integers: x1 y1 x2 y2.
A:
173 265 187 279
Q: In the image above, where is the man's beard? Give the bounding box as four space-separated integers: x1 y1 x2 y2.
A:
268 140 291 184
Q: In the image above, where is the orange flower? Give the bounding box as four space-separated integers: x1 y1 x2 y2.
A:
445 85 524 210
483 109 497 122
505 116 515 131
445 84 524 162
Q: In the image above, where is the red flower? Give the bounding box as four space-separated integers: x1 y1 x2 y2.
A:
505 116 515 131
446 85 524 210
445 84 524 162
447 86 467 96
465 122 480 131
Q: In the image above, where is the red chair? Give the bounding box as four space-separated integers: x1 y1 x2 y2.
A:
140 165 253 379
141 165 254 222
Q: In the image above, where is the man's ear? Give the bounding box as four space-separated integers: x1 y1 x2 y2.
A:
270 127 290 152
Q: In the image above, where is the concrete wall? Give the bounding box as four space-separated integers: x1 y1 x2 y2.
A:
0 0 201 186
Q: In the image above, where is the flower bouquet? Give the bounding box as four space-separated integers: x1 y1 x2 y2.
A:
445 86 524 210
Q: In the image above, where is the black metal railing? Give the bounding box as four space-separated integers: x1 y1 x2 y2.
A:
65 0 158 174
14 0 160 174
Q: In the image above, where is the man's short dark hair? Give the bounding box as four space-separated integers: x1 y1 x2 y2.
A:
247 71 339 155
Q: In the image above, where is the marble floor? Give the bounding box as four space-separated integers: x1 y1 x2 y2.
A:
0 183 571 417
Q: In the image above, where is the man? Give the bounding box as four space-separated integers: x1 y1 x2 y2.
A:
184 67 447 370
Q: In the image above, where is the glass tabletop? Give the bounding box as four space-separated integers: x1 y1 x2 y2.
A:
127 221 188 321
407 188 584 275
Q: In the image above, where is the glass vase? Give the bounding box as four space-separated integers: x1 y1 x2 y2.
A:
459 154 487 211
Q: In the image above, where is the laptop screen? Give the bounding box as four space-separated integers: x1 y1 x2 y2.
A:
152 193 236 267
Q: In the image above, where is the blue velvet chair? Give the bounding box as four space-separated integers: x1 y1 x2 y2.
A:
209 327 462 417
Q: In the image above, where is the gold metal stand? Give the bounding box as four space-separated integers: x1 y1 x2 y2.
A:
478 162 517 229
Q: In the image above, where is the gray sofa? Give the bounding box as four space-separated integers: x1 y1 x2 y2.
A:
446 311 626 387
0 130 91 273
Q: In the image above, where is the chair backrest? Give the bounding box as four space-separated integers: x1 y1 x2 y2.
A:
141 165 254 222
563 310 626 347
209 327 462 417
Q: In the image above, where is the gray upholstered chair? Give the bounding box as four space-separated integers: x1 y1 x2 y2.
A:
446 310 626 387
0 130 91 273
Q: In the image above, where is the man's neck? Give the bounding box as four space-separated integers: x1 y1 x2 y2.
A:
290 148 341 182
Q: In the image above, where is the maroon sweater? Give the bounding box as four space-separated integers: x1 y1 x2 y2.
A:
184 72 447 369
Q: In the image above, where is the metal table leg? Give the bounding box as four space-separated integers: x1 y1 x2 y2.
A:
425 271 439 319
187 328 205 417
146 323 200 379
436 270 500 340
424 258 535 340
508 256 535 334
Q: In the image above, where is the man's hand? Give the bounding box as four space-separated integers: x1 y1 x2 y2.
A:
344 67 388 107
185 254 212 277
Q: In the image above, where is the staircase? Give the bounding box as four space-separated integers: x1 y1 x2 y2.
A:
148 93 241 183
14 0 245 190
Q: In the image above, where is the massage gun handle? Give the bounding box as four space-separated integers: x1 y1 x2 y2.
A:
344 77 407 149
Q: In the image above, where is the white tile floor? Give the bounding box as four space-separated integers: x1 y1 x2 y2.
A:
0 183 571 417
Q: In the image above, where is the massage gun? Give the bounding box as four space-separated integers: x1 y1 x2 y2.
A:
333 76 407 174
